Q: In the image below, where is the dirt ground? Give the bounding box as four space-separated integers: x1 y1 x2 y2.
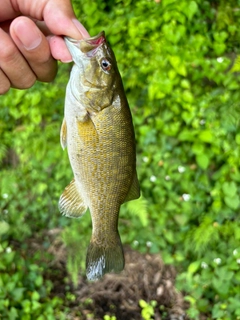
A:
73 249 187 320
45 233 188 320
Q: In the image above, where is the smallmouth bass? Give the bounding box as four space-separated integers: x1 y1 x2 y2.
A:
59 31 140 281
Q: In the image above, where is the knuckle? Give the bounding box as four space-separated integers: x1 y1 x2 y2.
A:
37 53 52 65
10 71 36 90
0 42 17 63
18 75 36 89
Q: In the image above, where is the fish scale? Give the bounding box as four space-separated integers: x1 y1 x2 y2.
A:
59 31 140 281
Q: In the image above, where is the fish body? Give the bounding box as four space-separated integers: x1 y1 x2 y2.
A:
59 31 140 281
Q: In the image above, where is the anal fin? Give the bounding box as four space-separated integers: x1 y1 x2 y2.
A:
59 179 88 218
124 171 140 203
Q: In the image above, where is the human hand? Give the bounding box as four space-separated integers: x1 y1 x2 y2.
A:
0 0 90 94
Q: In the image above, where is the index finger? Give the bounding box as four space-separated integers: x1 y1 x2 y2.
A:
5 0 89 39
0 0 20 21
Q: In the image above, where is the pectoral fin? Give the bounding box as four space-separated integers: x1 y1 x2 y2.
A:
124 171 140 203
59 179 88 218
60 118 67 149
76 114 99 146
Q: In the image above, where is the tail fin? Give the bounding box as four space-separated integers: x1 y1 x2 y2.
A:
86 233 124 281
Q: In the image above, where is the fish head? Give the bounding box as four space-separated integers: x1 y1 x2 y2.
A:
65 32 120 113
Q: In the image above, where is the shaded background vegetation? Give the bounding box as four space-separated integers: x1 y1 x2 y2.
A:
1 0 240 319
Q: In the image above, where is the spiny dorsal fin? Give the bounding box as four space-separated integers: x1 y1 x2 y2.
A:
60 118 67 149
59 179 88 218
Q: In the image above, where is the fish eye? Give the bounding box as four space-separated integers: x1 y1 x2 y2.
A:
100 58 111 71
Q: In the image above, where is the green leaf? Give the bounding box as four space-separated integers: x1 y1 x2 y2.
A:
35 275 43 287
231 56 240 73
235 133 240 144
213 42 226 55
32 301 41 311
178 129 196 141
21 300 31 313
185 1 198 20
12 288 25 302
126 196 148 227
222 181 237 197
9 307 18 320
188 261 200 274
198 130 213 143
32 291 40 301
168 56 187 76
181 79 190 89
139 299 148 308
0 221 9 236
162 0 177 8
213 31 228 43
224 195 239 210
192 143 204 155
182 90 194 103
196 154 209 169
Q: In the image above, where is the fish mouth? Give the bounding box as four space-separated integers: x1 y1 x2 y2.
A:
65 31 106 57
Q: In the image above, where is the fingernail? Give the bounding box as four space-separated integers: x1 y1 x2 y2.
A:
72 19 90 39
61 59 73 63
16 21 42 50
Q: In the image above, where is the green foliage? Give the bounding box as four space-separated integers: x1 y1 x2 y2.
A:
0 238 66 319
103 315 117 320
177 246 240 319
139 300 157 320
1 0 240 318
0 65 71 318
61 215 91 286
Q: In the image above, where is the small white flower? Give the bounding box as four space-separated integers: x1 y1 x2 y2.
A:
2 193 8 199
199 119 205 125
182 193 190 201
6 247 12 253
150 175 157 182
237 259 240 264
233 249 238 256
178 166 186 173
217 57 224 63
201 262 208 269
214 258 222 265
146 241 152 248
133 240 139 247
143 156 149 163
165 175 171 181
